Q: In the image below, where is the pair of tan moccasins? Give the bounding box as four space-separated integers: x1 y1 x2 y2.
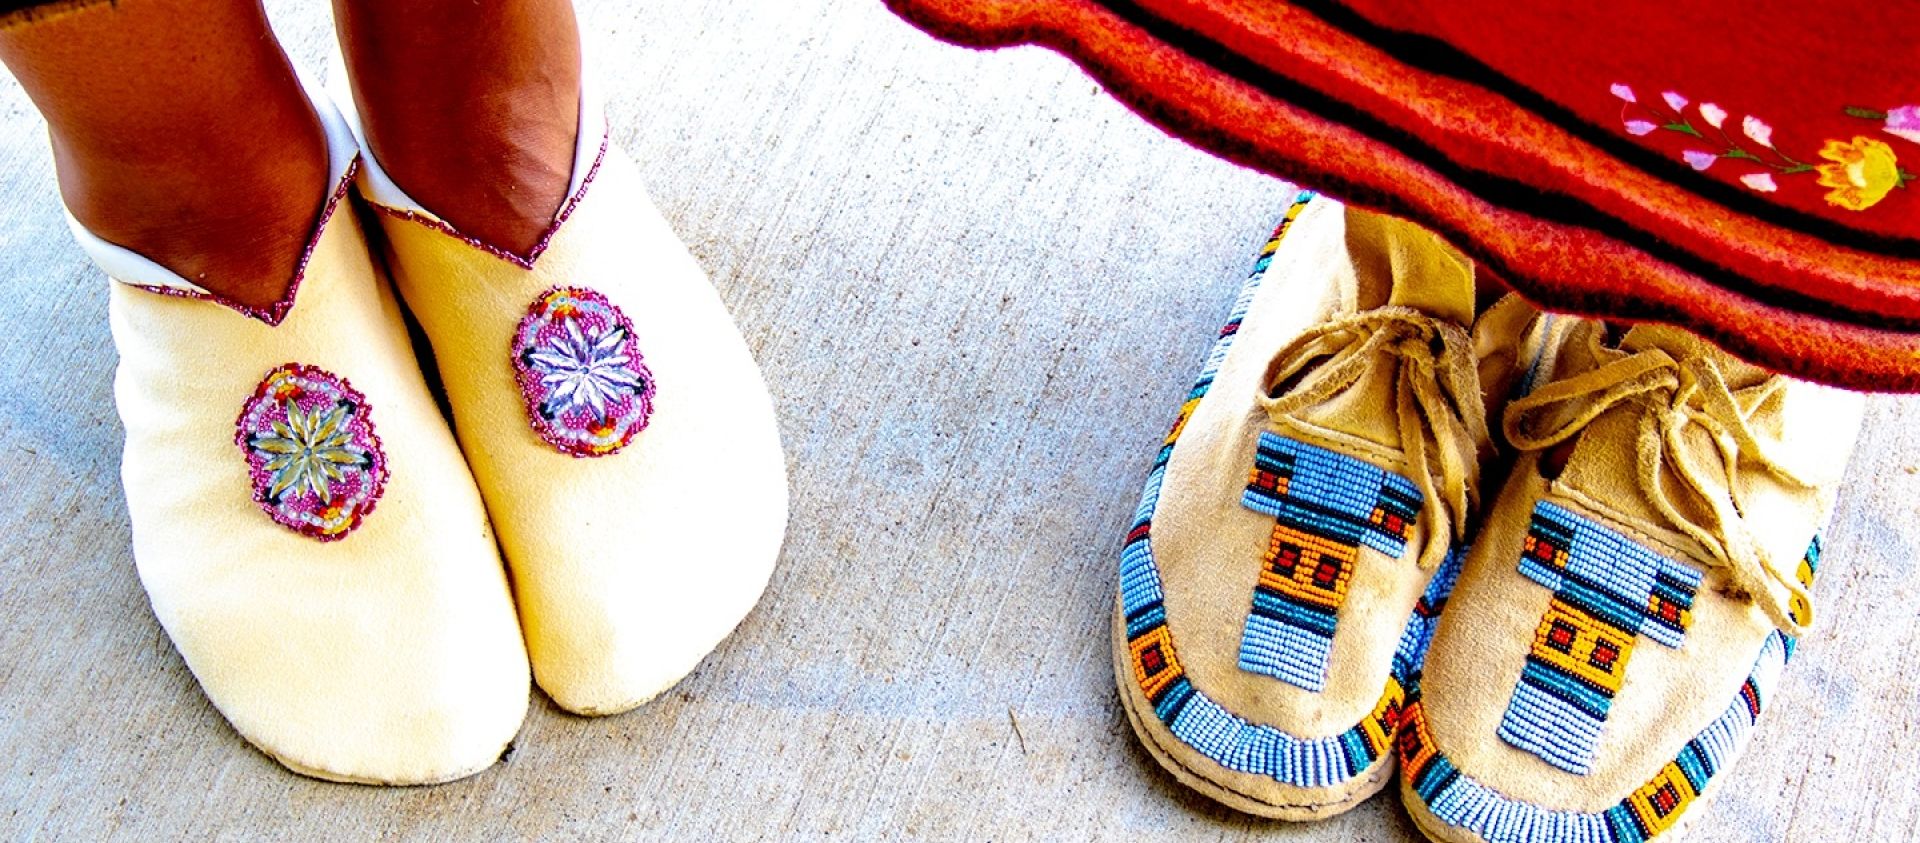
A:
1114 194 1860 843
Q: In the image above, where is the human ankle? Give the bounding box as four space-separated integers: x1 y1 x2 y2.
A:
0 0 335 311
337 0 582 256
55 108 330 310
357 89 579 257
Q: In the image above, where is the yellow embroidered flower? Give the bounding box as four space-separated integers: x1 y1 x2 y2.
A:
1815 136 1901 210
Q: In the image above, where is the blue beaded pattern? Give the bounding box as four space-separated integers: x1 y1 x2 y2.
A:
1238 432 1423 691
1496 501 1702 776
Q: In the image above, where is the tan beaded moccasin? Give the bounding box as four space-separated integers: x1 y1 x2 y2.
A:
1398 318 1864 843
1113 192 1558 819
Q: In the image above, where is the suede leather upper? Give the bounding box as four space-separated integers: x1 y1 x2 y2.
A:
1410 319 1863 832
1116 197 1543 817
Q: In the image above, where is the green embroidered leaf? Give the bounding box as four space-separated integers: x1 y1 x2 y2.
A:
1844 106 1888 120
1663 122 1703 137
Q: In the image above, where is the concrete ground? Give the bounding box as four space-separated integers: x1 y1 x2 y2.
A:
2 1 1917 840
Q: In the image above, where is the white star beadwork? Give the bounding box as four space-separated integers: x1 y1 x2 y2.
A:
247 399 368 504
525 318 644 419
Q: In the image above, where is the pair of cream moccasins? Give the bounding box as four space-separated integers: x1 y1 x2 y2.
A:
1114 193 1861 842
75 77 786 785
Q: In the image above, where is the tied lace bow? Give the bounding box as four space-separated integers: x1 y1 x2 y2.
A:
1260 308 1491 571
1503 347 1815 634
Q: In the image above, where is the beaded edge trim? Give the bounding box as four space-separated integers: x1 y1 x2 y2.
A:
123 158 362 328
1117 191 1466 789
230 361 390 542
368 123 611 270
1398 536 1824 841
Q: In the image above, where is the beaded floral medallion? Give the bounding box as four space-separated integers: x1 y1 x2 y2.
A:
234 363 388 541
511 286 656 457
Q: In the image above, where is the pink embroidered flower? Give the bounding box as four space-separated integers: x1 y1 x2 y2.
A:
1699 103 1729 129
235 364 388 541
1885 105 1920 145
512 287 656 458
1617 86 1912 212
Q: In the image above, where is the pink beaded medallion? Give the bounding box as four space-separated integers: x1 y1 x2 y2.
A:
511 287 656 457
234 364 388 541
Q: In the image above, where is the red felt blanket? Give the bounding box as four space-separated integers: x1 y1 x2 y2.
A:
887 0 1920 390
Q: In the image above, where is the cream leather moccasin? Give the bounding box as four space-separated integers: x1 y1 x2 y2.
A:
80 83 529 785
334 79 788 716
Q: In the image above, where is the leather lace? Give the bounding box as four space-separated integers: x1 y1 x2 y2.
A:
1260 307 1490 572
1503 347 1813 633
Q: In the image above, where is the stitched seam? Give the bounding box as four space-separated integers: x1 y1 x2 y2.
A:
1270 416 1412 476
1545 486 1710 568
